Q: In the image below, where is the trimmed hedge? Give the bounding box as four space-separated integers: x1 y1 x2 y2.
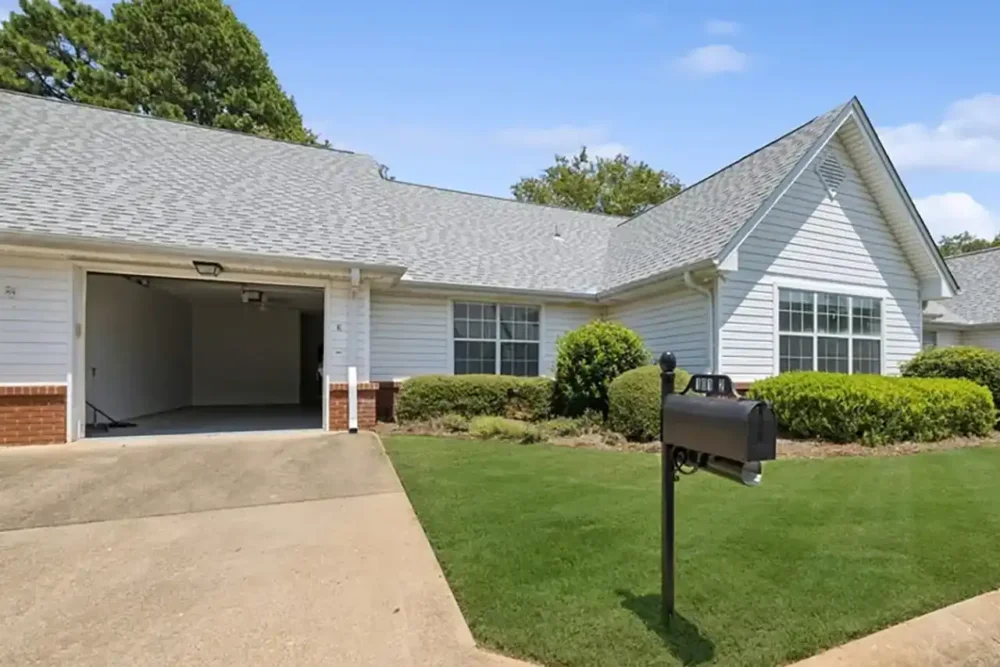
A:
747 372 995 445
554 320 649 417
902 345 1000 411
396 374 553 423
607 364 692 442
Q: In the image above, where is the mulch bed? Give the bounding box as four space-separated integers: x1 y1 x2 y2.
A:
376 422 1000 460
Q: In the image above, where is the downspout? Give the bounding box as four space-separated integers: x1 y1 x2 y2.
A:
683 271 715 373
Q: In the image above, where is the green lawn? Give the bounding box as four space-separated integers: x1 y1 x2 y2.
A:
384 436 1000 667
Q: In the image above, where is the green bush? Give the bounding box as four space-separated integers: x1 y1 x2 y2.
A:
434 413 470 433
747 372 995 445
902 346 1000 412
468 416 545 444
607 365 692 442
541 417 585 438
554 320 649 417
396 374 553 423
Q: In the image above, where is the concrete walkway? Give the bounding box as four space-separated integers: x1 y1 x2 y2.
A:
792 589 1000 666
0 432 530 666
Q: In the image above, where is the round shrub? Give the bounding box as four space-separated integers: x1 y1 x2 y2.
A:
607 364 692 442
747 372 995 445
554 320 649 417
902 345 1000 411
396 374 553 423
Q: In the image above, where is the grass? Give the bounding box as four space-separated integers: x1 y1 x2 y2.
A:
384 435 1000 667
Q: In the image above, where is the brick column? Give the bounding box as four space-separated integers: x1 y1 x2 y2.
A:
328 382 379 432
0 385 67 446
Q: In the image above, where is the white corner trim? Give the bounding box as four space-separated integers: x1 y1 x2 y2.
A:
348 366 358 433
716 106 856 269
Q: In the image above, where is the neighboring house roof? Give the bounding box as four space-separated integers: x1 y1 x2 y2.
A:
603 102 849 290
0 91 957 298
935 248 1000 324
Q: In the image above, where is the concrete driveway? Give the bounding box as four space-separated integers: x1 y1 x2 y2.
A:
0 432 527 667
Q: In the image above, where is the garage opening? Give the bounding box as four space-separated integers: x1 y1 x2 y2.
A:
84 273 325 438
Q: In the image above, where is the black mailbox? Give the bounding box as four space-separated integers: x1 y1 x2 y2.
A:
656 351 780 623
661 393 776 465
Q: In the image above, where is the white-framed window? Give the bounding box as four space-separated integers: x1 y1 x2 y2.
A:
453 302 540 376
777 288 882 375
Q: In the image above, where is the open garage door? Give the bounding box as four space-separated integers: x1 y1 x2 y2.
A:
84 273 325 438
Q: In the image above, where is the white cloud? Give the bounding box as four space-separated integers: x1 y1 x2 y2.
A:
590 142 629 159
673 44 748 77
914 192 999 240
878 94 1000 171
705 19 742 35
494 125 608 150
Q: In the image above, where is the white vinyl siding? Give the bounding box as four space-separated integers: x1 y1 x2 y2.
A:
543 304 599 375
370 292 450 380
324 281 350 382
608 287 710 372
0 257 71 383
961 328 1000 353
720 135 921 383
933 329 961 348
369 291 600 380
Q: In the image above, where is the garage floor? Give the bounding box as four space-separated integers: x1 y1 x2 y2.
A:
87 404 323 438
0 432 527 667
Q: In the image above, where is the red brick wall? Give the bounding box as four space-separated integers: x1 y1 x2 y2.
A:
0 385 67 446
329 382 379 432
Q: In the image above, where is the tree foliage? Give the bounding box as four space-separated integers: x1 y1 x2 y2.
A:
511 147 682 217
0 0 320 143
937 231 1000 257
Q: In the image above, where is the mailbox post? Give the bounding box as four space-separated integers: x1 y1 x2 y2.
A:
658 351 777 624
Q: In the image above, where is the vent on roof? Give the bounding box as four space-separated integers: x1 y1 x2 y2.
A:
815 152 847 198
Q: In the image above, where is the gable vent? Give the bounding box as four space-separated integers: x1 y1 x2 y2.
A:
815 152 847 198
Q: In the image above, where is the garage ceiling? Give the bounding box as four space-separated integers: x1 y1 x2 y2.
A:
130 276 324 312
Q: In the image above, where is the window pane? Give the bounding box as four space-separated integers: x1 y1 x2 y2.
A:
852 297 882 335
453 303 467 319
779 335 813 373
778 289 814 333
500 342 540 377
817 337 849 373
454 341 496 375
499 305 540 340
817 294 849 334
468 303 482 320
852 339 881 374
453 320 467 338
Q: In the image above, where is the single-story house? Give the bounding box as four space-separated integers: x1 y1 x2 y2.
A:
924 248 1000 349
0 91 960 444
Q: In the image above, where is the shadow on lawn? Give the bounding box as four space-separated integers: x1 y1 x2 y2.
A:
616 590 715 666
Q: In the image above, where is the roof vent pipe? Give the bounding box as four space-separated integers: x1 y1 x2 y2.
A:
683 271 716 374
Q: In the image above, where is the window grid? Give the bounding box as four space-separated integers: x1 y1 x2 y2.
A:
453 302 540 376
778 289 881 375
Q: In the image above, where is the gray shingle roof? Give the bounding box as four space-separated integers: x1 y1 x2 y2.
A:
0 91 855 296
941 248 1000 324
603 102 849 290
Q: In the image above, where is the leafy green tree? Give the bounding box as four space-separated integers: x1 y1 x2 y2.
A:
0 0 322 144
937 231 1000 257
0 0 114 104
511 147 682 217
100 0 317 143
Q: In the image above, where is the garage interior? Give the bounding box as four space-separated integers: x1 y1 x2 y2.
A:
85 273 325 437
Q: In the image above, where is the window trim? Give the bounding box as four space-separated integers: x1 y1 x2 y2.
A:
771 282 887 376
447 298 546 376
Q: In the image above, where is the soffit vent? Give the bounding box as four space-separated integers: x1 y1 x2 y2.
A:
815 152 847 198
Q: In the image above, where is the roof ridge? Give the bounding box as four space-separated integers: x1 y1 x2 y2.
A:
944 245 1000 261
0 89 357 157
613 100 850 230
384 177 626 221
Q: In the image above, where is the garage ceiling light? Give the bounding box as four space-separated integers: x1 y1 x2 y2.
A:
192 260 223 277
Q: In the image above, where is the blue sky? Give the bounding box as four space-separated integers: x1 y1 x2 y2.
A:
5 0 999 240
